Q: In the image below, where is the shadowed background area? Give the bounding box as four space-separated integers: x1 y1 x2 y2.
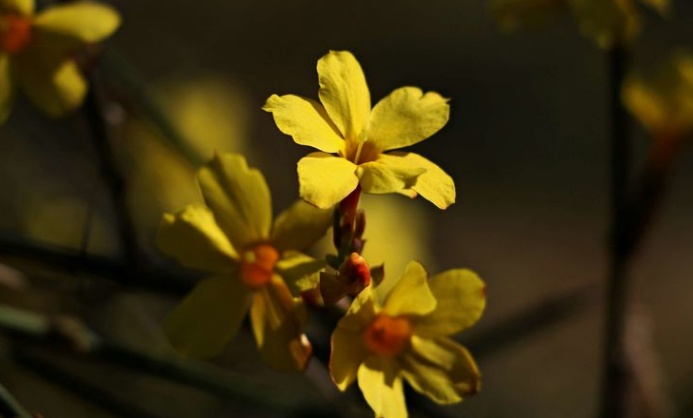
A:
0 0 692 417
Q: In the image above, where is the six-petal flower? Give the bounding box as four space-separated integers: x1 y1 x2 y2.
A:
264 50 456 210
330 261 486 418
158 153 332 371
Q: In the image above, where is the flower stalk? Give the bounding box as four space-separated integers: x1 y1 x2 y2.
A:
83 70 140 276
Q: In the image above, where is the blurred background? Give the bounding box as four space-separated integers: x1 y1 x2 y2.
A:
0 0 692 417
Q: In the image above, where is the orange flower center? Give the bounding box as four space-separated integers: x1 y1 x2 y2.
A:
364 314 413 356
240 244 279 289
0 15 32 55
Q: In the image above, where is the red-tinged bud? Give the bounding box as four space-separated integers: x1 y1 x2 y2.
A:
0 15 32 55
339 252 371 297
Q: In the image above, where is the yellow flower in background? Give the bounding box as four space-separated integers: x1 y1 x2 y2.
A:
158 153 332 371
491 0 668 49
264 50 455 210
623 50 693 140
0 0 120 122
331 261 485 418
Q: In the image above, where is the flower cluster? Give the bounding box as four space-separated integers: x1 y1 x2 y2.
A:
0 0 120 122
157 51 486 418
491 0 668 49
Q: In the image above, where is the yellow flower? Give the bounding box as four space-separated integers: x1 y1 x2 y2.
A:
623 50 693 140
158 153 332 371
0 0 120 122
263 50 455 210
330 261 485 418
491 0 668 49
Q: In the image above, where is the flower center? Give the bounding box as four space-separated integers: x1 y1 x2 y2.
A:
343 139 380 165
0 15 32 55
240 244 279 289
364 314 413 356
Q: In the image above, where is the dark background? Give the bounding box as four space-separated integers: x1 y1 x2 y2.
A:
0 1 691 417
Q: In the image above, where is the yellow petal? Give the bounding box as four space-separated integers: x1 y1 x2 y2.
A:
250 275 312 372
622 75 668 135
15 59 86 117
357 154 425 195
388 152 456 209
330 326 368 391
337 285 378 332
401 336 480 404
157 203 237 273
317 50 371 140
367 87 449 151
271 199 333 251
33 2 121 44
263 94 345 153
415 269 486 338
0 0 33 15
297 152 358 209
0 55 14 123
382 261 436 317
274 251 325 296
165 274 250 358
622 51 693 138
197 153 272 250
357 356 407 418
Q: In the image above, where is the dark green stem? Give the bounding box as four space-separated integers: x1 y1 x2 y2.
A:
599 46 631 418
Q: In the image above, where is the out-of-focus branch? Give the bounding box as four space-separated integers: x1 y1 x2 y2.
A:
83 70 141 277
463 284 597 359
0 304 309 414
0 232 194 295
101 49 205 167
600 45 633 418
0 381 33 418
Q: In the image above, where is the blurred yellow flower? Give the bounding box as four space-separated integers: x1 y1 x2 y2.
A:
491 0 668 49
0 0 120 122
264 50 455 210
331 261 485 418
158 153 332 371
623 50 693 140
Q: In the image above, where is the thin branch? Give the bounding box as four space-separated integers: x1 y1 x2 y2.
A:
0 232 194 295
0 304 309 414
0 381 33 418
83 70 140 276
101 49 205 167
600 45 632 418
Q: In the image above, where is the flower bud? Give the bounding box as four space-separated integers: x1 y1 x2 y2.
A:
339 252 371 297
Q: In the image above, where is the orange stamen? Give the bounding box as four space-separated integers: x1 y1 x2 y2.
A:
364 314 413 356
0 15 32 55
240 244 279 289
